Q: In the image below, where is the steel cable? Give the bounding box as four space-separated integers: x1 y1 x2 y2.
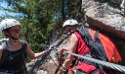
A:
65 51 125 73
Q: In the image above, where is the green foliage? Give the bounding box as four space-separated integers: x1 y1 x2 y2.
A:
0 33 3 39
0 0 81 61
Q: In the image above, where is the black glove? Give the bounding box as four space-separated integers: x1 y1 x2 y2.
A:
61 70 68 74
47 45 54 52
57 66 68 74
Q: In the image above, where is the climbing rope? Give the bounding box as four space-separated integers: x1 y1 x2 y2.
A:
65 51 125 73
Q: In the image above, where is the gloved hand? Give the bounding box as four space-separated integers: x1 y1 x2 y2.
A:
47 45 54 52
61 70 68 74
57 66 68 74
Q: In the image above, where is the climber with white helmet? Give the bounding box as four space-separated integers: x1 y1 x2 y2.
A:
62 19 79 34
0 19 48 74
0 19 21 41
57 19 100 74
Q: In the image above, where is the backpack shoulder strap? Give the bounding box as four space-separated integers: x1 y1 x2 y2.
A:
0 41 9 65
77 27 91 37
20 40 27 59
19 40 28 72
20 40 27 49
77 27 93 44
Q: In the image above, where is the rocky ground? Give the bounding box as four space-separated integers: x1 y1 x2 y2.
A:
26 51 60 74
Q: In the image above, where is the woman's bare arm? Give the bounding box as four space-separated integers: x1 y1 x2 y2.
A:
26 43 48 59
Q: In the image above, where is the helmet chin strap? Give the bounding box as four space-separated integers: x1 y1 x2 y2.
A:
10 36 18 42
8 32 19 42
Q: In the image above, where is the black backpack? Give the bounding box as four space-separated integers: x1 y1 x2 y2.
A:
77 27 121 74
77 27 121 63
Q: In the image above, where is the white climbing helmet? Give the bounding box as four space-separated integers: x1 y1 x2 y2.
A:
62 19 78 28
0 19 21 32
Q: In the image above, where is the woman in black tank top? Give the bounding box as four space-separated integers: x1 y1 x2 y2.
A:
0 19 48 74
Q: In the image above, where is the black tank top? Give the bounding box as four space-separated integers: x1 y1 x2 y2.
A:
0 40 27 73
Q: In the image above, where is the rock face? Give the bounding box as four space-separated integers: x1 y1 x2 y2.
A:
82 0 125 31
82 0 125 65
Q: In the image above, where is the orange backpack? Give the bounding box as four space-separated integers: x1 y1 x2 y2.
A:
77 27 121 63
